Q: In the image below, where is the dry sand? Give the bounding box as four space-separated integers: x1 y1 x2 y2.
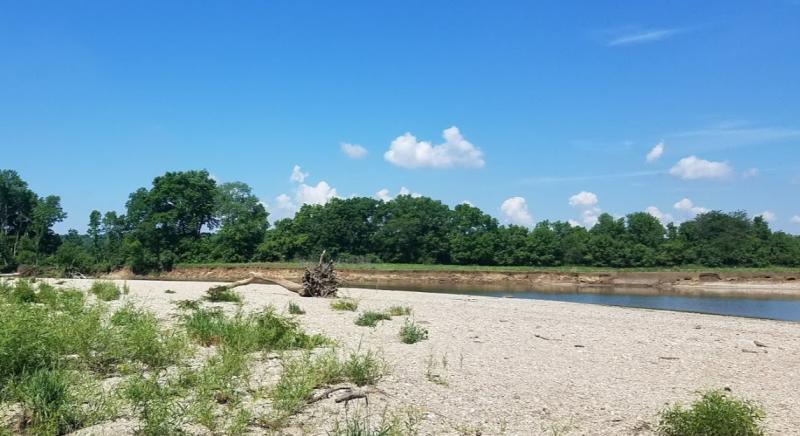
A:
51 279 800 435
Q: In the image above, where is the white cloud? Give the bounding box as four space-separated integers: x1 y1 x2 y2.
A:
501 197 534 227
568 219 580 227
296 181 337 205
374 188 391 202
384 126 485 169
673 198 709 216
274 193 295 212
669 156 732 180
608 28 684 46
742 168 759 179
341 143 368 159
374 187 421 201
568 191 599 207
568 191 601 227
290 165 309 183
646 206 673 224
791 215 800 224
646 141 664 162
759 211 777 223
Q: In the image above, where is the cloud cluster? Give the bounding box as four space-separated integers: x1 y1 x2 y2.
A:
645 206 673 224
341 143 368 159
373 187 421 201
742 168 759 179
791 215 800 224
673 198 709 217
646 141 664 163
274 165 338 217
290 165 309 183
501 197 534 227
384 126 485 169
759 211 776 223
569 191 601 227
669 156 732 180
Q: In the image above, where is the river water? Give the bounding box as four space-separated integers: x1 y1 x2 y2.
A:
346 281 800 322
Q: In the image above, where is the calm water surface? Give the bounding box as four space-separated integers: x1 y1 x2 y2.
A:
346 281 800 322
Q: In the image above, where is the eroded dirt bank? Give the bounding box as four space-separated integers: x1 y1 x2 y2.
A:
154 266 800 298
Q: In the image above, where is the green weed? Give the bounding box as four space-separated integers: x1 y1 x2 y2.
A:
399 319 428 344
657 390 765 436
89 281 121 301
331 298 359 311
354 311 391 327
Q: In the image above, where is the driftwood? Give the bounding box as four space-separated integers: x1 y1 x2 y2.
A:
209 251 339 297
301 250 339 297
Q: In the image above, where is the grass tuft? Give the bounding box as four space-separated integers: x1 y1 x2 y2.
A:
386 305 412 317
330 298 359 312
399 319 428 344
89 281 122 301
287 302 305 315
657 390 765 436
354 311 392 327
204 285 242 303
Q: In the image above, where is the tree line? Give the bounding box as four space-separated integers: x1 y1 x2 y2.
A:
2 168 799 274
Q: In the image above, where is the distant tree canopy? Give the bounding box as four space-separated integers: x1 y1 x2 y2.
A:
1 168 799 274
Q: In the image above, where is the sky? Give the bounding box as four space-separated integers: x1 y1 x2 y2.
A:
1 1 799 233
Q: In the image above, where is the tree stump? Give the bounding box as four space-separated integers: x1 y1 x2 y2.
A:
301 250 339 297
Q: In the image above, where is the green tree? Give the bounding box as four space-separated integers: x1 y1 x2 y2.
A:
0 170 37 270
449 203 499 265
372 196 452 263
212 181 269 262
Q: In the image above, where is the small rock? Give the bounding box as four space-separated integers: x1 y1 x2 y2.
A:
754 340 767 348
694 325 702 329
741 349 759 354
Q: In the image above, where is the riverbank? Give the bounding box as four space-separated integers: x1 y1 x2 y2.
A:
49 279 800 434
153 264 800 299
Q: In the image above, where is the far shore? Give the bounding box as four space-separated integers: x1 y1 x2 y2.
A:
140 263 800 299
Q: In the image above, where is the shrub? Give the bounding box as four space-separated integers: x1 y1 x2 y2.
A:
354 311 391 327
89 281 121 301
657 390 765 436
399 319 428 344
204 285 242 303
341 349 386 386
386 305 412 317
108 304 187 370
330 298 359 311
287 302 305 315
174 299 201 311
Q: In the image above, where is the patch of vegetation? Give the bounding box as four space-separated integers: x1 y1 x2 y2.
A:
203 285 242 303
657 390 765 436
9 369 116 435
121 373 187 435
331 298 359 312
425 352 448 386
174 299 201 311
183 348 252 433
399 319 429 344
287 302 305 315
89 280 122 301
270 348 387 416
182 307 327 351
108 303 188 370
386 305 412 317
354 311 391 327
342 349 387 386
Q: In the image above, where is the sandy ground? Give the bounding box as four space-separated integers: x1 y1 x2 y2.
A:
48 279 800 435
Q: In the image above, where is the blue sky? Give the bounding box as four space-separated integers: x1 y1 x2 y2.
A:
2 1 799 233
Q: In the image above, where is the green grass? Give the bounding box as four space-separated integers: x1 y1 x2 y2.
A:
121 373 187 435
270 348 386 416
176 261 800 274
354 311 392 327
182 307 327 351
657 390 765 436
331 298 359 311
399 319 428 344
386 305 412 317
89 280 122 301
287 302 305 315
203 285 242 303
